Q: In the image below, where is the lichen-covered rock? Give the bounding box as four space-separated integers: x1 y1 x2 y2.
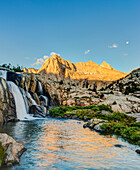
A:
0 133 26 166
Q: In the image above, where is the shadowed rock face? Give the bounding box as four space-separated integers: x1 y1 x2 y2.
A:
23 55 127 82
7 71 22 86
0 78 16 124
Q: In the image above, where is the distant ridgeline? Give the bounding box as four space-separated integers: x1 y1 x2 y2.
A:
22 54 128 90
23 55 127 82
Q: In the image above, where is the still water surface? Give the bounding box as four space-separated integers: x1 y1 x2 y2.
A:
1 118 140 169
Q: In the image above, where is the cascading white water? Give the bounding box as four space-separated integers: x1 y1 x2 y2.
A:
38 81 43 95
39 95 48 107
7 81 34 120
26 92 37 105
19 88 29 113
0 70 7 80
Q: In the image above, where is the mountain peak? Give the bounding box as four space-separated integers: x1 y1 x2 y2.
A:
24 56 127 81
51 54 60 59
100 61 115 70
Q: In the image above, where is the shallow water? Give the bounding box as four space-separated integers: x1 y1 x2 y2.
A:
0 118 140 169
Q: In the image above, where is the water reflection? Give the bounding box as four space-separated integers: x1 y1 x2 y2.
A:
1 119 140 169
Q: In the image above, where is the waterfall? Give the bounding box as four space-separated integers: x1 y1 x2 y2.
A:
19 88 29 113
7 81 34 120
38 81 43 95
39 95 48 107
0 70 7 80
26 92 37 105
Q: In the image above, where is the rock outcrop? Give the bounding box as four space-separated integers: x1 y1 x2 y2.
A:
0 78 16 124
0 133 26 166
105 68 140 95
83 118 108 132
29 105 48 118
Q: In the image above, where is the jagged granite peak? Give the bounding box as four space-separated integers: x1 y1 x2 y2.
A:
38 55 76 75
24 55 127 81
100 61 115 70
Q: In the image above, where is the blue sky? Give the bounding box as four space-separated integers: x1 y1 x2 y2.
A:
0 0 139 73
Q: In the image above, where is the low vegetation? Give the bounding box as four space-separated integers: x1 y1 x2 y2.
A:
101 122 140 146
49 104 113 118
49 105 140 146
0 142 6 166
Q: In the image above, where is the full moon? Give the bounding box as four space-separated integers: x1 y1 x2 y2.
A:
126 41 129 45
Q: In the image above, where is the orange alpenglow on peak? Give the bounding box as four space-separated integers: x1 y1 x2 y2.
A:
24 56 128 81
100 61 115 70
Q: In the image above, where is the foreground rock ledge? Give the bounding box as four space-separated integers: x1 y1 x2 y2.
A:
0 133 26 166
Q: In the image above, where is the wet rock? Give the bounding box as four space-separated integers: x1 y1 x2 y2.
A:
114 144 125 148
94 123 104 132
29 105 47 117
83 124 87 128
0 133 26 166
135 149 140 154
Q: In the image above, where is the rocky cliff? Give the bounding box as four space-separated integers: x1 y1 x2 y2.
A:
0 70 60 125
0 78 16 124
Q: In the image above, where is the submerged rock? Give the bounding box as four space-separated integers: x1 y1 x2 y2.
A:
135 149 140 154
0 133 26 166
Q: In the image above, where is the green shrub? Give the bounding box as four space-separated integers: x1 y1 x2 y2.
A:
101 122 140 146
74 97 79 99
106 112 135 122
98 104 112 112
81 96 90 99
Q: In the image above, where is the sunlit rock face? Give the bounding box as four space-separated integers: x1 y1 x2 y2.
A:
22 68 38 74
24 55 127 82
100 61 115 70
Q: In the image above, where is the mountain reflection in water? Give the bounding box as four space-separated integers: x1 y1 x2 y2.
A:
0 118 140 169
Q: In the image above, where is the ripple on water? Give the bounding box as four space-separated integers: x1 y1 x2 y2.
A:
0 118 140 170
